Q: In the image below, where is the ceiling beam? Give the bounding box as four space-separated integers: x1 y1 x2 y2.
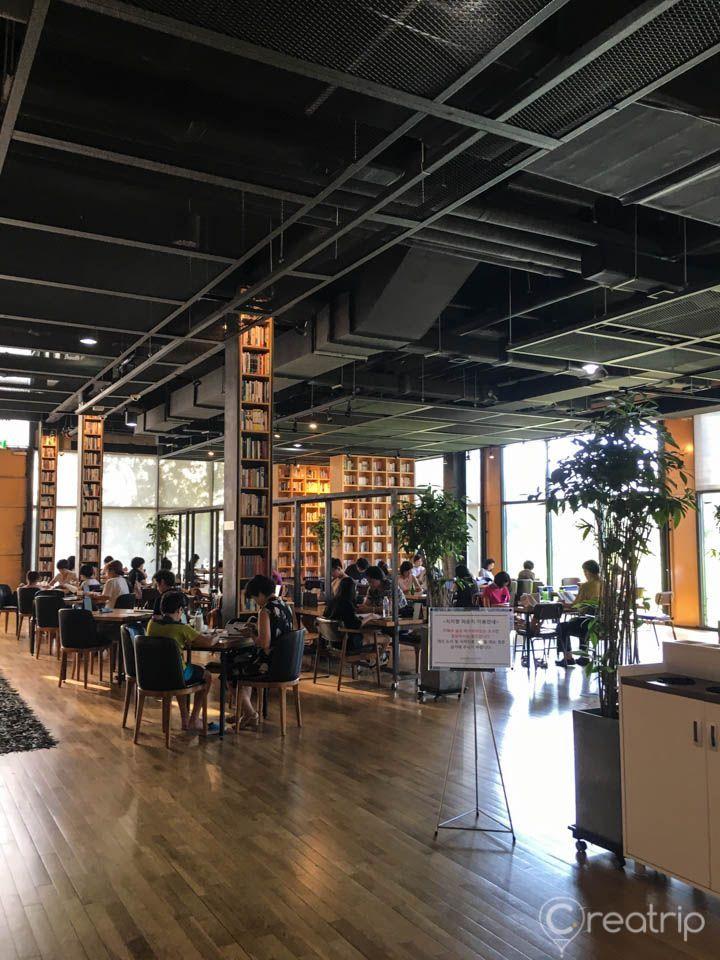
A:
0 271 185 304
0 0 49 173
60 0 566 150
0 310 221 345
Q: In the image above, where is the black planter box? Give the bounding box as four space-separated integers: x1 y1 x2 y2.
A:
572 708 623 857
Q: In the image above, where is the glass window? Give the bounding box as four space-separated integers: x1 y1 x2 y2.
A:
0 419 30 448
504 502 547 582
502 440 546 502
694 413 717 491
699 492 720 628
212 460 224 506
550 507 597 588
194 512 211 570
56 452 78 507
103 454 158 507
102 508 156 568
415 456 444 492
159 460 212 509
55 507 77 564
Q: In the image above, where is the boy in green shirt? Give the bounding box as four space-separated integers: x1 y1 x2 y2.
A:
147 590 213 732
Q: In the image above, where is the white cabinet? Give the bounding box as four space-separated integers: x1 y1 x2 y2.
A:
706 701 720 891
622 685 710 888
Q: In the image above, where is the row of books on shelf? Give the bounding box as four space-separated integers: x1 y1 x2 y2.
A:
241 355 268 376
83 437 102 451
83 516 100 529
241 467 266 487
343 457 413 471
344 525 387 536
241 409 269 431
242 438 268 459
344 507 387 520
240 555 266 578
83 482 101 497
83 419 102 436
39 534 54 546
240 493 267 515
83 453 101 467
39 508 54 520
241 325 269 349
40 471 55 483
83 468 101 482
342 540 386 553
82 548 99 560
240 521 266 547
40 484 55 497
241 380 269 403
82 532 100 545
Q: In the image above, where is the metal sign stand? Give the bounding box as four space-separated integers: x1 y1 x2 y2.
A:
434 669 516 842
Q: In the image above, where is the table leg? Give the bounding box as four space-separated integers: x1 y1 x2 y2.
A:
219 651 226 739
392 623 400 689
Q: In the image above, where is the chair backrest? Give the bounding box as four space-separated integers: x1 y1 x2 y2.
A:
18 586 40 614
141 587 159 608
120 624 145 679
533 602 565 624
114 593 135 610
655 591 673 612
34 592 66 628
267 628 306 683
58 607 98 649
316 617 342 646
0 584 13 607
134 633 185 691
561 577 581 586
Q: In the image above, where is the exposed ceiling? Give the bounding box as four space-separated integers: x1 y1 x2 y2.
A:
1 0 720 459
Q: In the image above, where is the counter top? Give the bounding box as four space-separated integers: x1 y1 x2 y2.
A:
621 672 720 704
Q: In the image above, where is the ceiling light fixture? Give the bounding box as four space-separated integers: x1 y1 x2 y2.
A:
125 409 138 428
308 420 318 430
208 450 215 457
293 442 302 448
80 336 98 346
273 432 281 439
582 362 600 376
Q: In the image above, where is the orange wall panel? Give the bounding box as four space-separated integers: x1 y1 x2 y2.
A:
482 447 502 564
665 418 700 627
0 451 27 588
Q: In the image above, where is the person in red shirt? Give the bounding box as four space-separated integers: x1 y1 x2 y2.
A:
484 571 511 606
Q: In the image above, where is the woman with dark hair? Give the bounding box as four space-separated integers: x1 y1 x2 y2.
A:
185 553 200 587
484 571 511 606
48 559 76 591
324 575 363 651
79 563 101 594
127 557 147 595
160 557 172 571
99 560 130 608
452 563 479 607
232 574 294 728
397 560 421 596
377 560 391 579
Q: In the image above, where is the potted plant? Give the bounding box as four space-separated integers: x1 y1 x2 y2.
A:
146 515 179 567
309 513 342 556
390 487 472 608
546 397 695 858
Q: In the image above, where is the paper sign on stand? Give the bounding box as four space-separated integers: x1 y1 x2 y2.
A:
429 608 513 670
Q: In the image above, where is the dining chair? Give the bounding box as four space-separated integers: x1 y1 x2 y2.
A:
0 584 18 634
133 633 208 748
315 618 384 691
120 624 144 728
515 602 564 668
58 607 114 688
34 593 65 659
242 628 305 736
16 586 39 639
637 591 677 644
114 594 136 610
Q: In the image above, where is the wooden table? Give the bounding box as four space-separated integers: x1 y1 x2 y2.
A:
92 609 153 624
186 631 255 738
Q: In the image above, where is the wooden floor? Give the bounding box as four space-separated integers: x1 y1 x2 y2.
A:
0 624 717 960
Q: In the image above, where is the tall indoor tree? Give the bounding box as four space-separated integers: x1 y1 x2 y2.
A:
546 397 695 718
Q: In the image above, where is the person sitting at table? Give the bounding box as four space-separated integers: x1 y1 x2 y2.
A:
146 590 213 732
18 570 41 589
48 559 76 592
345 556 369 582
359 565 410 616
160 557 172 571
478 558 495 583
484 571 512 606
151 570 187 617
66 555 76 575
452 564 479 607
411 553 427 590
79 563 101 594
330 558 346 595
127 556 147 596
324 575 364 651
100 556 114 580
99 560 130 609
397 560 422 596
184 553 200 587
377 560 391 579
556 559 602 668
232 574 294 730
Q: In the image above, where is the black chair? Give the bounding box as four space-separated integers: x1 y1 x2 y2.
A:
58 607 113 688
516 602 564 667
243 628 305 736
114 593 136 610
141 587 159 609
16 586 39 639
120 624 144 728
34 593 66 658
0 583 18 634
133 633 208 748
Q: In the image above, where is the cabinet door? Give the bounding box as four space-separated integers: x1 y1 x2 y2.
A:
705 701 720 892
622 685 710 887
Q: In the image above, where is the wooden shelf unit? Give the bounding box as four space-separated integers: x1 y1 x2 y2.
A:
36 427 58 576
238 317 273 607
329 455 415 567
273 463 330 582
78 415 104 570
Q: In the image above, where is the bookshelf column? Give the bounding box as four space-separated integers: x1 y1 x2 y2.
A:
36 426 58 576
77 415 104 571
223 315 273 620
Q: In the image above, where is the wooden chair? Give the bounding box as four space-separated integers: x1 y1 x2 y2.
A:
16 586 39 639
34 593 65 659
314 618 385 691
120 624 144 728
637 591 677 644
133 633 208 748
0 584 18 634
58 607 114 689
242 628 305 737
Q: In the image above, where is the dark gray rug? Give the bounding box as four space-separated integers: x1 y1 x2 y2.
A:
0 674 57 755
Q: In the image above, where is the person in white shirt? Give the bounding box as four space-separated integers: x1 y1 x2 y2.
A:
411 553 427 590
479 557 495 583
99 560 130 608
79 563 101 594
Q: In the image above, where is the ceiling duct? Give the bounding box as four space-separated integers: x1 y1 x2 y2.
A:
581 244 685 294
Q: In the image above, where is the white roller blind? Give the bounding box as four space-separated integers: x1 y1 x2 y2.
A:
694 413 720 490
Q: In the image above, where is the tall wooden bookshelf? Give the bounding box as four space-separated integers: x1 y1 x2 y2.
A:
238 317 272 607
330 455 415 567
37 427 58 576
78 415 104 570
273 463 330 582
